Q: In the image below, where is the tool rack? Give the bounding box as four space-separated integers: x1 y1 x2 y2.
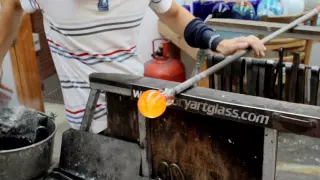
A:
206 52 320 105
158 18 320 87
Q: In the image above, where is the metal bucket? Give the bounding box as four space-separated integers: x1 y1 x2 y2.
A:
0 113 56 180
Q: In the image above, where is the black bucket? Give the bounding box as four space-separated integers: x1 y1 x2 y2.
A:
0 112 56 180
0 136 33 150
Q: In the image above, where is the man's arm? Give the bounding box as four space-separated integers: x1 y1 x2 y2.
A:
151 0 266 57
0 0 24 69
154 1 194 40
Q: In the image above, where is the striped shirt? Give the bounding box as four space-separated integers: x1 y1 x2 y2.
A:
20 0 173 133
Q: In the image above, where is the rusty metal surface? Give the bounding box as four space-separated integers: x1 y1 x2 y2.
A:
106 93 140 142
103 91 264 180
0 115 56 180
59 129 141 180
150 108 264 180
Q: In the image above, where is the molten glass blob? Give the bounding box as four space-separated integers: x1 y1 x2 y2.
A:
138 90 167 118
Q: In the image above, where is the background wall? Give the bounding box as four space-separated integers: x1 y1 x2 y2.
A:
0 53 19 108
137 0 320 74
0 2 19 108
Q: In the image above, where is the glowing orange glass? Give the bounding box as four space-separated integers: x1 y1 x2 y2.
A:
138 90 167 118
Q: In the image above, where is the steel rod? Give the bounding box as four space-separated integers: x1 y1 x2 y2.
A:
166 7 320 96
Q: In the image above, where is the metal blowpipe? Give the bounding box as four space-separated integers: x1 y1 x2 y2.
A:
164 6 320 99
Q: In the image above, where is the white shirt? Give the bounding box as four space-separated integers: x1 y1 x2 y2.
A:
19 0 173 133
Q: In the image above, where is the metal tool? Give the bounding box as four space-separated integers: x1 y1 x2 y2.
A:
285 62 291 101
163 7 320 102
310 66 320 105
285 53 300 102
297 64 306 104
257 59 266 97
190 14 213 79
265 60 277 99
239 58 246 94
207 54 215 89
277 48 284 100
207 55 228 90
318 73 320 106
223 63 232 92
192 49 207 78
246 58 254 95
156 161 185 180
251 59 259 96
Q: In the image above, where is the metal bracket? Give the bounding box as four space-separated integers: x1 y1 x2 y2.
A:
191 49 207 78
80 89 101 132
273 113 318 128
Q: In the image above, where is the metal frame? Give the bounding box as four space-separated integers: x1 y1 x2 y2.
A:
82 72 320 137
80 73 320 180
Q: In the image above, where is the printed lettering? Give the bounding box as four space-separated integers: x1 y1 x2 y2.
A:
202 103 208 111
207 105 216 115
132 89 271 126
133 90 143 98
196 102 203 111
231 110 239 118
190 101 198 110
256 115 270 125
185 100 192 110
217 106 225 115
248 113 256 122
214 104 219 114
225 108 232 117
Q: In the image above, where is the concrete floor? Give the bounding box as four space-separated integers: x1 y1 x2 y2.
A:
44 102 320 179
44 102 70 164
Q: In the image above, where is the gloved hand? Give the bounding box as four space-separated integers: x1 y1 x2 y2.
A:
0 69 13 104
216 35 266 57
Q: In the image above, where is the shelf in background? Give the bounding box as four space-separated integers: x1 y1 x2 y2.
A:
158 18 320 88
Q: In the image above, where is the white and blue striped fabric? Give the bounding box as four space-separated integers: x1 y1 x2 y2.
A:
20 0 173 133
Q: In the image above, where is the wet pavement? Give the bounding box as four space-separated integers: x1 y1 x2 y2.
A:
276 132 320 179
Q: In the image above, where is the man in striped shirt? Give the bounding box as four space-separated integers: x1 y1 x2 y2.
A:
0 0 266 133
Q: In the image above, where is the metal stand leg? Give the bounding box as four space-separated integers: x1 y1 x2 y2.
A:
80 89 101 132
263 128 278 180
138 112 152 177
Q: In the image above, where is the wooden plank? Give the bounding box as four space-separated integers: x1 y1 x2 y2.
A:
1 0 44 111
10 14 44 112
259 13 318 65
9 48 24 105
304 14 318 65
30 12 56 80
207 19 320 41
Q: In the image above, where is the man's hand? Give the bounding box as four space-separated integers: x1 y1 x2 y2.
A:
0 84 13 104
216 35 266 57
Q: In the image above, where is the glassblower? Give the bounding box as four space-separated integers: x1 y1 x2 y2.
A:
137 6 320 119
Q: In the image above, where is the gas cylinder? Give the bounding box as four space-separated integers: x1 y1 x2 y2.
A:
144 38 186 82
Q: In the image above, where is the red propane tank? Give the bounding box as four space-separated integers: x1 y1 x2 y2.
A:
144 38 186 82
